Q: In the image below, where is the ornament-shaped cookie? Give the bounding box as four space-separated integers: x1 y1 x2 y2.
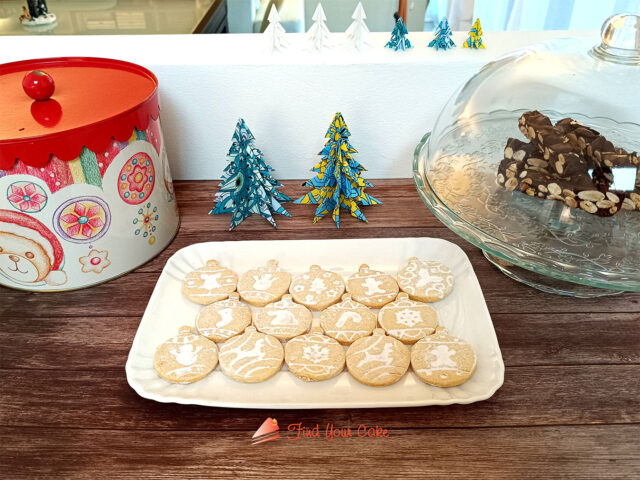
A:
320 293 377 345
346 328 410 387
378 293 438 344
237 260 291 307
253 294 312 340
182 259 238 305
285 326 345 382
289 265 345 311
397 257 454 302
218 326 284 383
346 264 399 308
196 293 252 342
154 326 219 384
411 327 476 387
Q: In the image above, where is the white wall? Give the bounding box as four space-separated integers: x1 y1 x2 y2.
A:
0 30 597 180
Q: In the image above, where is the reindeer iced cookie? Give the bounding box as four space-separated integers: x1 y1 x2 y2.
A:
346 264 399 308
411 327 477 387
346 329 410 387
253 294 312 340
237 260 291 307
182 260 238 305
289 265 345 311
378 293 438 344
154 326 218 384
285 326 345 382
196 293 252 342
397 257 454 302
218 326 284 383
320 293 377 345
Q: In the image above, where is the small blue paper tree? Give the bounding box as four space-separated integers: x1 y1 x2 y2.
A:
210 119 291 230
385 17 412 51
294 112 380 228
429 17 455 50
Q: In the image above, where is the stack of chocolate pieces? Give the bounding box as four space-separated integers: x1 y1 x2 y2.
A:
497 111 639 216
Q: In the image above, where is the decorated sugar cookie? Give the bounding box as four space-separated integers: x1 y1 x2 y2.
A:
285 326 345 382
195 293 252 342
397 257 454 302
182 260 238 305
154 326 219 384
218 326 284 383
253 294 312 340
411 327 477 387
346 328 410 387
378 293 438 344
289 265 345 311
319 293 377 345
346 264 399 308
237 259 291 307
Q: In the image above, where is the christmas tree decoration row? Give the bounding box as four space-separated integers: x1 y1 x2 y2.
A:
210 113 380 230
266 2 486 54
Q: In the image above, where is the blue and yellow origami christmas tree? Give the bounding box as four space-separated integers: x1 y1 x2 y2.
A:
429 17 455 51
463 18 485 49
210 119 291 230
295 113 380 228
385 17 412 51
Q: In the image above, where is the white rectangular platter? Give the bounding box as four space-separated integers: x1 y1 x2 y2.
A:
126 237 504 409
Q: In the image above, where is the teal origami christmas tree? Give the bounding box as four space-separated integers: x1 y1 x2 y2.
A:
294 112 381 228
385 17 412 51
210 119 291 230
429 17 455 50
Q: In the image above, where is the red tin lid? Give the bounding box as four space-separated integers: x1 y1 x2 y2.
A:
0 57 159 169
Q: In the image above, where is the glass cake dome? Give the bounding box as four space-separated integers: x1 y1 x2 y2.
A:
414 14 640 297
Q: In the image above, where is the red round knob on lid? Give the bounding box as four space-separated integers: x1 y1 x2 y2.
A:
22 70 55 101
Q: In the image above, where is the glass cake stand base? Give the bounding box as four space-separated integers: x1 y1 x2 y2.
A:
483 251 624 298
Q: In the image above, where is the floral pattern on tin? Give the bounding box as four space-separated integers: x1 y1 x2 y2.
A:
118 152 155 205
7 181 48 213
133 202 159 245
54 196 111 243
79 249 111 274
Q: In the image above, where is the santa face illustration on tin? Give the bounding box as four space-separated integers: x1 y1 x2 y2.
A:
0 210 66 286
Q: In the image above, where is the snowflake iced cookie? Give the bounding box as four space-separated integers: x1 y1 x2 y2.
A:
410 327 476 387
378 293 438 344
154 326 219 384
284 326 345 382
346 328 410 387
195 293 252 342
319 293 377 345
346 264 399 308
182 260 238 305
289 265 345 311
397 257 454 302
237 259 291 307
253 294 312 340
218 326 284 383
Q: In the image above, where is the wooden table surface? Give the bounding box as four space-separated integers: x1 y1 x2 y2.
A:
1 180 639 479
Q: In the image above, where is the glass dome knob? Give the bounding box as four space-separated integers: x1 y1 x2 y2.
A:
592 13 640 65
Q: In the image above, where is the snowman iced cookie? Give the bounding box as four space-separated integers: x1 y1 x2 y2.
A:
182 260 238 305
346 264 399 308
285 326 346 382
411 327 476 387
346 328 410 387
253 294 312 340
154 326 219 384
289 265 345 311
237 260 291 307
195 293 252 342
320 293 377 345
218 326 284 383
397 257 454 302
378 293 438 344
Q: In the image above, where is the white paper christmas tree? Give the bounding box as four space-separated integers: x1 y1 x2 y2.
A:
263 4 289 53
345 2 370 51
307 3 331 52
